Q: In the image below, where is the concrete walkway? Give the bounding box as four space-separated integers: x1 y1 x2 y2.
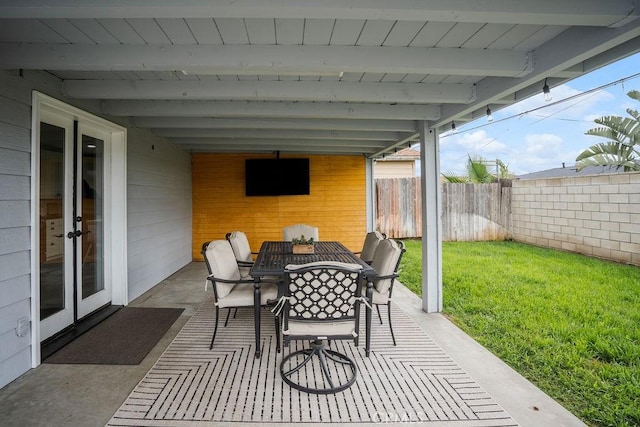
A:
0 262 585 426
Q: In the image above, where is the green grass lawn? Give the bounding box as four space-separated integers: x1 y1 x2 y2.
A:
399 240 640 427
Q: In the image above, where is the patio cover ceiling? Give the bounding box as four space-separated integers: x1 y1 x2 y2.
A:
2 1 640 158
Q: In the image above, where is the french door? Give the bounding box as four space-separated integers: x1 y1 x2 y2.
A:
39 112 112 341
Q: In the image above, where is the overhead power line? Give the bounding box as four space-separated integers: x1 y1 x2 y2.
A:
441 70 640 138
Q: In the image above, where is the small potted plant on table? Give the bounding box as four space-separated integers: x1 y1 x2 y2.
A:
291 235 315 254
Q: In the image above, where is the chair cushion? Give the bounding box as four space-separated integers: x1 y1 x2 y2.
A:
361 285 389 305
370 239 402 295
284 320 356 337
228 231 253 278
205 240 241 298
360 230 384 263
285 261 362 271
217 282 278 308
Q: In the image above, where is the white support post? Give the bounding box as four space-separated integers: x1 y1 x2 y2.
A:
419 121 443 312
365 157 375 232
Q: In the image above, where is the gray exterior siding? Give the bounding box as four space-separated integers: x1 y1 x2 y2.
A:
126 129 192 301
0 70 193 389
0 75 33 389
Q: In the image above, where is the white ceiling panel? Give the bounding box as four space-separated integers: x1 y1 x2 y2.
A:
42 18 94 43
52 70 120 80
1 1 638 157
68 19 120 44
112 71 142 80
513 25 569 51
98 18 146 44
330 19 365 46
409 21 455 47
261 75 282 81
419 74 446 84
245 18 276 45
127 18 171 44
356 20 395 46
401 75 427 83
436 22 485 48
215 18 249 44
359 73 385 83
216 74 239 81
275 18 304 45
185 18 222 44
0 19 66 43
338 72 363 82
155 18 197 44
380 73 408 83
302 18 333 45
134 71 167 81
461 24 515 49
383 21 426 47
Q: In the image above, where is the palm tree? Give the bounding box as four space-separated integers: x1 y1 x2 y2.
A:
576 90 640 171
442 155 500 183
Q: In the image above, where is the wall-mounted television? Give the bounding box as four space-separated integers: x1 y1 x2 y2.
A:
245 158 310 196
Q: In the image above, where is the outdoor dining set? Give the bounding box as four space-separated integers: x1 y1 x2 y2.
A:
201 224 405 394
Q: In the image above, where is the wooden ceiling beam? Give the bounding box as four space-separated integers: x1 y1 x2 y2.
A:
1 0 637 27
3 44 531 78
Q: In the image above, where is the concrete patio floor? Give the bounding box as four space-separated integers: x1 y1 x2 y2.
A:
0 262 585 426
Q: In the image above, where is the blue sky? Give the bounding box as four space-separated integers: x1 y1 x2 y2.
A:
436 51 640 176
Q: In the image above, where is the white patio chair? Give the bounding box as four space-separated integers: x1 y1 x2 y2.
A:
357 230 386 264
202 240 279 350
226 231 257 279
283 224 319 242
364 239 405 346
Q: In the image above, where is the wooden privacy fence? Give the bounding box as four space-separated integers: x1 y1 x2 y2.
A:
375 178 422 238
375 178 512 241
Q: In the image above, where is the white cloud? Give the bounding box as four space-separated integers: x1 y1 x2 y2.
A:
440 128 586 176
506 133 583 174
584 113 605 122
439 130 510 174
442 130 508 154
523 133 563 157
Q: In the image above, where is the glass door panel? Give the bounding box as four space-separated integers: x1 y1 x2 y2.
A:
39 118 113 338
39 119 74 341
81 135 104 299
39 123 66 318
76 125 110 318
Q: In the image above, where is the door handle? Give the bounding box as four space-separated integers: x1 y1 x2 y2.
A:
66 230 84 239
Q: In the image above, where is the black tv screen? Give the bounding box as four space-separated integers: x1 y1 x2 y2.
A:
245 158 310 196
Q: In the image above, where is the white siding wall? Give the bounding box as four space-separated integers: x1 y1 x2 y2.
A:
126 129 192 301
0 74 41 387
374 161 416 179
0 73 33 389
0 70 192 389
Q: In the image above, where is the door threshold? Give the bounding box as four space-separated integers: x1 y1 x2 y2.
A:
41 304 123 360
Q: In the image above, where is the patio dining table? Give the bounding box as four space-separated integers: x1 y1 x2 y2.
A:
250 240 376 359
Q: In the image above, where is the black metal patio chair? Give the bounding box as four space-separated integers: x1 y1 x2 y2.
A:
202 240 279 350
276 261 365 394
365 238 405 346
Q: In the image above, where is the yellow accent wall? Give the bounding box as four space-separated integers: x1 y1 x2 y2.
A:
192 153 367 260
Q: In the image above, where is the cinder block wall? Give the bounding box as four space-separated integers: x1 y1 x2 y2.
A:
512 172 640 266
